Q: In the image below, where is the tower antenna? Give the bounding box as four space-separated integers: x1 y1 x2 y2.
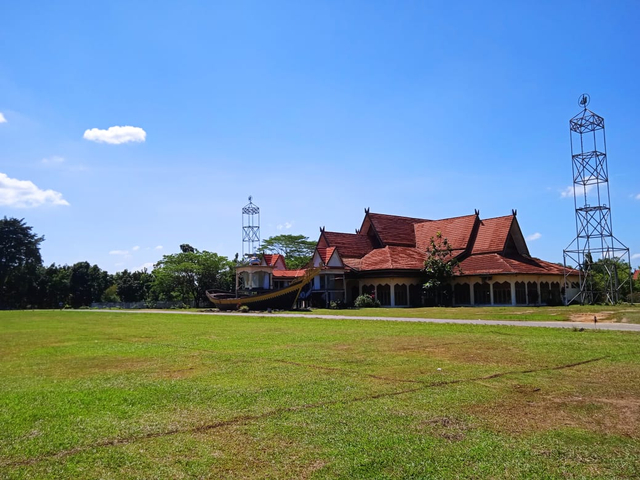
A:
563 95 632 304
242 196 260 257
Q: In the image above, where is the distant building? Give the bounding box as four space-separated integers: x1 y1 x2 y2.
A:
308 209 578 307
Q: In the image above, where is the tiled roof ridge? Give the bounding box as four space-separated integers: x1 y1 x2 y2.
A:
368 211 431 223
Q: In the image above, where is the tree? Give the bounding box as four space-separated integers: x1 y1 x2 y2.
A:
588 257 633 304
0 217 44 308
114 269 154 303
152 247 234 307
68 262 113 308
258 234 316 270
39 264 72 308
422 231 461 306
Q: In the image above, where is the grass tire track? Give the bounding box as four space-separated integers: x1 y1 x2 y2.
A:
1 354 613 469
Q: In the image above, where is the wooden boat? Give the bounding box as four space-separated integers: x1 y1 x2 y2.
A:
206 267 320 311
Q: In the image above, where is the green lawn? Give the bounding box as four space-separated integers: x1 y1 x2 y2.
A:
1 310 639 479
291 304 640 323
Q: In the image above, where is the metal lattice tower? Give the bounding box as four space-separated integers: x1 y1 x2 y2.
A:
242 196 260 257
563 94 632 305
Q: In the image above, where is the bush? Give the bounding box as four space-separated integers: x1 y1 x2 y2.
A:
329 300 346 310
354 294 381 308
626 292 640 303
238 305 250 313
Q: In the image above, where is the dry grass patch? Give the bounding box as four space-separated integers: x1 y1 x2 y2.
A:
467 362 640 438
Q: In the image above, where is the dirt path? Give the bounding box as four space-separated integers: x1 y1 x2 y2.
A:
87 309 640 332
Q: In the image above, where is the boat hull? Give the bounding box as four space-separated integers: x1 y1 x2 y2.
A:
206 267 320 311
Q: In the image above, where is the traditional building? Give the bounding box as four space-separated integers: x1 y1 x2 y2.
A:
308 209 577 307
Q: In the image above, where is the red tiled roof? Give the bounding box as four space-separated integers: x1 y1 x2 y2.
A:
367 213 428 247
322 231 373 258
471 215 514 254
272 269 306 279
359 246 426 271
634 270 639 281
316 247 336 265
459 253 568 276
414 214 477 253
263 254 286 269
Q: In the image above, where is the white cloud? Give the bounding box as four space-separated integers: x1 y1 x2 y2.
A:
109 250 129 255
83 125 146 144
631 253 640 260
42 156 65 164
134 262 154 272
635 194 640 200
277 221 294 230
560 186 575 198
560 183 595 199
0 172 69 208
132 245 140 251
526 232 542 241
155 245 163 250
0 112 6 123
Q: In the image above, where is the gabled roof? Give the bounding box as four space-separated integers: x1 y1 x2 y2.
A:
360 246 426 271
459 253 566 276
414 214 477 254
316 247 336 265
321 231 374 258
316 209 565 279
263 254 286 270
471 215 514 254
365 212 428 247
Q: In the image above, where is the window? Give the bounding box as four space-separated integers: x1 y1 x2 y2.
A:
454 283 471 305
394 284 408 306
515 282 526 305
362 284 375 296
377 284 391 305
527 282 538 304
474 282 490 305
409 284 423 306
540 282 550 304
493 281 511 304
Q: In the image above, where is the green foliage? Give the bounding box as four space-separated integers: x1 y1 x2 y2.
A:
238 305 250 313
114 269 154 302
68 262 113 308
354 294 381 308
0 217 44 308
423 231 461 306
152 246 234 307
258 234 316 270
585 258 633 304
101 284 120 303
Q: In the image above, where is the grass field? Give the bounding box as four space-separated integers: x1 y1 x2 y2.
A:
291 304 640 323
1 310 639 479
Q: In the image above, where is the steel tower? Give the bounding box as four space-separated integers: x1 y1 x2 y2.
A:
242 196 260 258
563 94 632 304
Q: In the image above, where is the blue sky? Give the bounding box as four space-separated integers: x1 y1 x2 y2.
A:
1 1 639 272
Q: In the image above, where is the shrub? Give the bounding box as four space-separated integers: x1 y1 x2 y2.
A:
625 292 640 303
330 300 346 309
354 294 381 308
238 305 250 313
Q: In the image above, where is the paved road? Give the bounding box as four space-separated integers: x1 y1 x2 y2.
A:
90 309 640 332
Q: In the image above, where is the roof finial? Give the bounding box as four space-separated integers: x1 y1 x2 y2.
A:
512 209 517 216
474 209 480 216
365 207 370 214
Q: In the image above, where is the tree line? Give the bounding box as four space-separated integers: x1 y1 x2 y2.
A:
0 217 235 309
1 218 318 309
